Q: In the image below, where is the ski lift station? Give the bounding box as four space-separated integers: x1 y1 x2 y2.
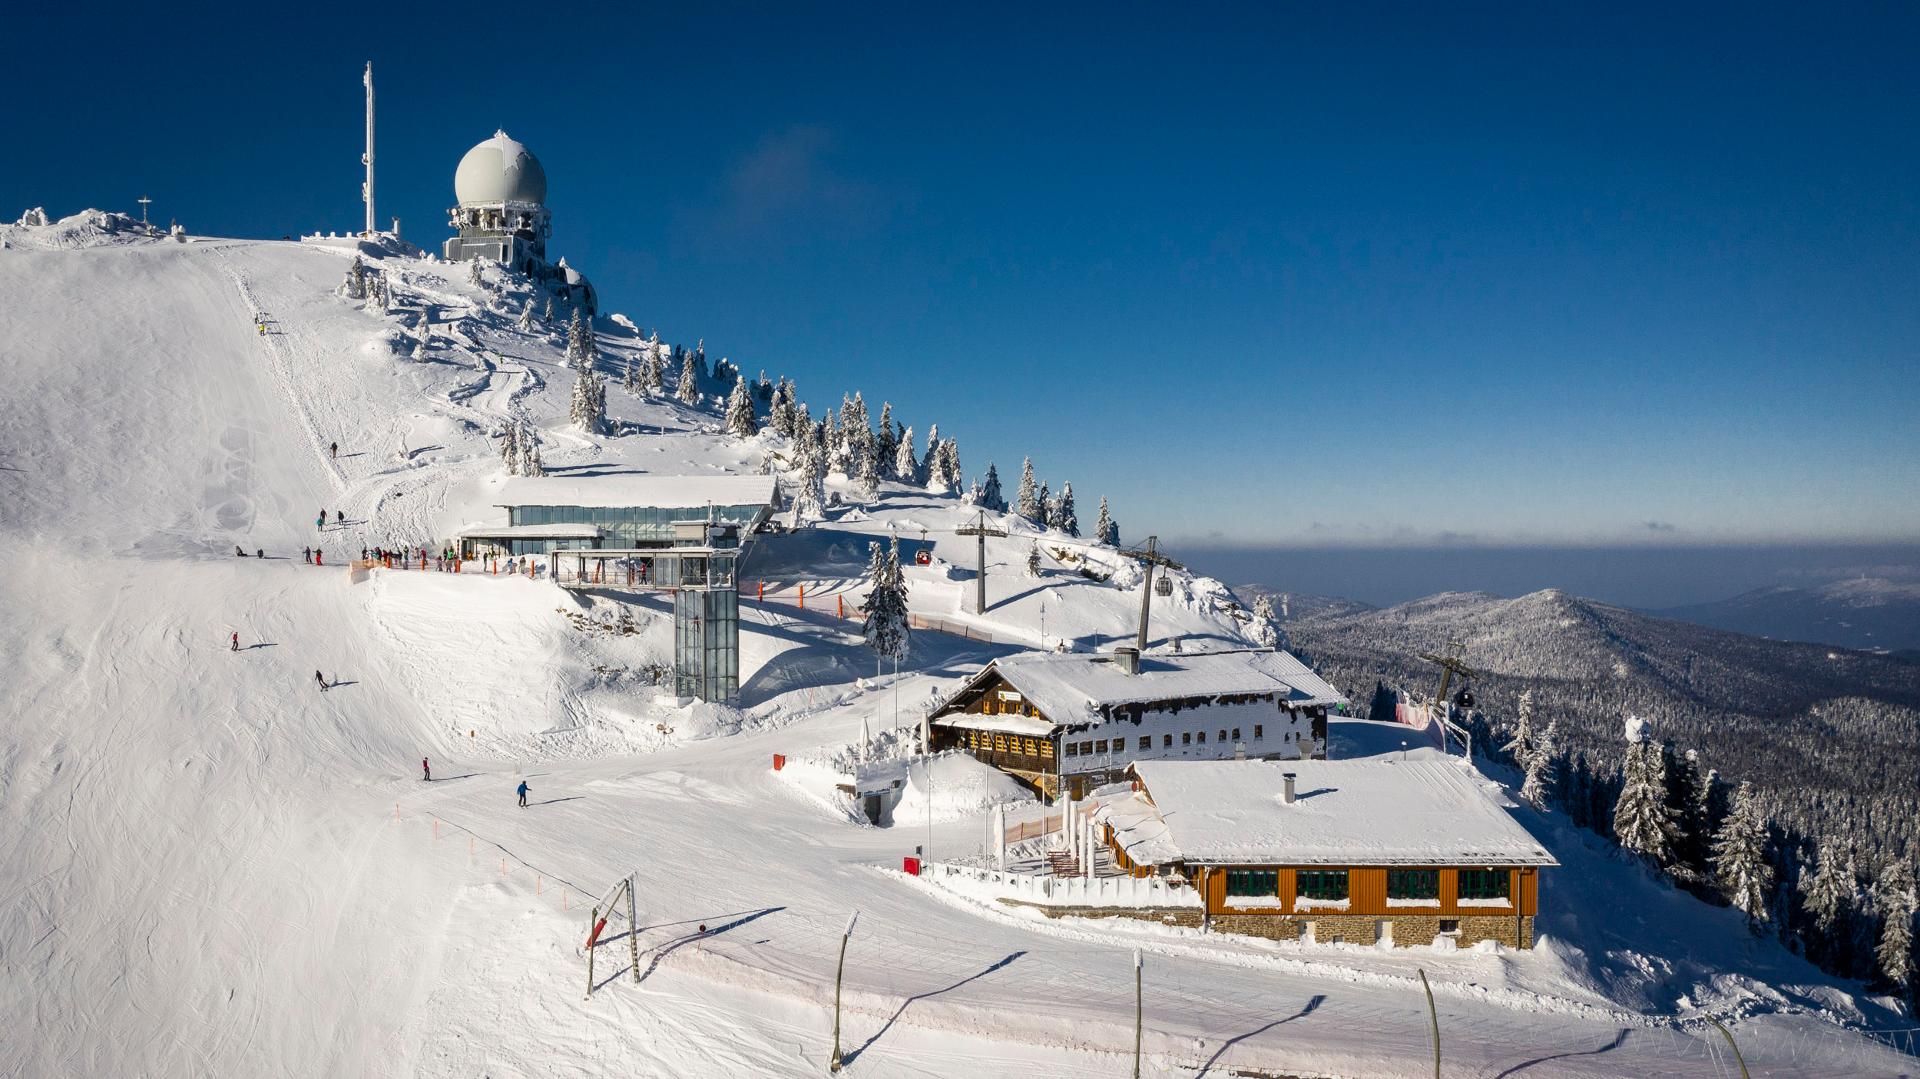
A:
456 475 775 558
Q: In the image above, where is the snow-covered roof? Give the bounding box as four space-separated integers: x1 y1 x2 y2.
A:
944 649 1345 729
1108 759 1557 868
492 475 776 511
456 523 601 539
929 712 1058 737
454 130 548 207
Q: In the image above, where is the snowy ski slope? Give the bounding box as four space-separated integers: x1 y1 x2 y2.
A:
0 217 1913 1077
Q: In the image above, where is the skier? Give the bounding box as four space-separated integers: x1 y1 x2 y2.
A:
235 545 246 557
315 670 328 693
422 757 431 782
303 546 311 564
335 509 345 525
315 549 323 565
517 781 529 808
230 631 239 652
329 441 338 459
256 549 263 559
316 512 325 530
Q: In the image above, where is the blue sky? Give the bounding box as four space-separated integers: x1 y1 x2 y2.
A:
7 2 1917 548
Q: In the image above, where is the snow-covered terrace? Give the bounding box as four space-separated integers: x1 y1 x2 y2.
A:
492 473 776 509
1106 759 1559 868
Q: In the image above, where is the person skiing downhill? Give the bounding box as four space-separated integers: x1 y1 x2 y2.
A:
422 757 431 782
517 781 529 808
230 631 239 652
329 441 338 459
315 670 327 693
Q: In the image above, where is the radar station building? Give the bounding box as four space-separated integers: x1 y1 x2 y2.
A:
443 130 596 313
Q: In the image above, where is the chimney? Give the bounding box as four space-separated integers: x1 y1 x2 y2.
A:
1282 772 1297 805
1113 645 1140 675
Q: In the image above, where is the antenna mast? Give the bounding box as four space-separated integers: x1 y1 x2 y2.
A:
362 62 376 236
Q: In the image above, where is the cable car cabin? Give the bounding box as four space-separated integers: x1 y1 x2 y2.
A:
927 647 1345 801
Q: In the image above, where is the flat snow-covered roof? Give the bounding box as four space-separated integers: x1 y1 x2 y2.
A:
456 523 602 539
930 712 1058 737
1115 759 1556 867
493 474 776 510
952 649 1345 728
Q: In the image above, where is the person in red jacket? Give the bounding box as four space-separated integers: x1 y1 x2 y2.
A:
230 631 239 652
422 757 431 782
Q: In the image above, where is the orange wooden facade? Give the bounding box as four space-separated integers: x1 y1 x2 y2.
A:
1192 865 1539 917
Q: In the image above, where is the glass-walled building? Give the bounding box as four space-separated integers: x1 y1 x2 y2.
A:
459 475 775 557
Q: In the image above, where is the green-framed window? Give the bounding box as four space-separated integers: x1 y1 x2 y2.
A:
1225 869 1278 898
1457 869 1511 901
1296 869 1348 901
1387 869 1439 901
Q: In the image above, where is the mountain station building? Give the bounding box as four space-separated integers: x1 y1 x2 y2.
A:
457 475 776 558
927 647 1345 800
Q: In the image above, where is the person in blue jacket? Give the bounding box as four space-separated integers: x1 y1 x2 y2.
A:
517 780 529 808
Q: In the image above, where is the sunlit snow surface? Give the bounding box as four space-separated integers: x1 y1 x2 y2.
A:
0 218 1911 1077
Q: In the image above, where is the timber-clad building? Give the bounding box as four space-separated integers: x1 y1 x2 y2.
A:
927 648 1345 799
1089 759 1557 949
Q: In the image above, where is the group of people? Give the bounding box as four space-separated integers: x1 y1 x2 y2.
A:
315 507 347 530
301 547 325 565
420 757 532 808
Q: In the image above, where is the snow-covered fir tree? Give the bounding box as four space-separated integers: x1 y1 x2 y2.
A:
1026 542 1043 577
725 373 758 438
940 439 961 493
1874 861 1916 995
1710 781 1774 931
498 421 521 474
1613 716 1679 867
843 393 870 465
978 463 1006 512
693 338 707 380
518 421 545 477
924 424 939 468
542 295 554 323
1016 459 1041 522
569 361 607 433
770 381 796 437
565 309 598 370
467 257 485 287
1055 482 1078 537
517 299 535 332
1503 688 1538 766
1039 483 1056 529
875 403 897 467
826 407 850 475
677 347 701 405
894 425 917 482
756 370 773 402
341 255 368 300
1251 595 1281 648
1098 497 1120 544
786 412 825 527
1519 709 1558 811
411 313 431 361
622 354 639 393
859 539 912 671
372 274 390 311
854 438 880 502
646 351 665 394
1801 844 1855 942
924 436 953 491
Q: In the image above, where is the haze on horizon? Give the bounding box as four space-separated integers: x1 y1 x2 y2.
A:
4 2 1915 549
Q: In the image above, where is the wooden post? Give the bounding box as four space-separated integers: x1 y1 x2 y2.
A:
1419 968 1439 1079
798 583 805 609
1709 1018 1749 1079
829 911 858 1072
1133 949 1143 1079
585 904 598 1000
628 875 640 983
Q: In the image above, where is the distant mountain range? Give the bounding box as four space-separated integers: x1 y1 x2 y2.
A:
1279 588 1920 868
1652 577 1920 653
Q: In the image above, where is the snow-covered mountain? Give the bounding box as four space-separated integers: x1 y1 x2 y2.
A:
1655 577 1920 653
3 213 1915 1077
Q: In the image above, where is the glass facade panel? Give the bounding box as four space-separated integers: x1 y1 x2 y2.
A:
1387 869 1440 901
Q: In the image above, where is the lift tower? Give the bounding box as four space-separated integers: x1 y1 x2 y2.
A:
954 510 1008 615
1117 535 1183 652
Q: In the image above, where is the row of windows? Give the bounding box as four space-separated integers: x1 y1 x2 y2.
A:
1220 869 1513 904
961 731 1054 758
510 503 765 528
1062 725 1270 758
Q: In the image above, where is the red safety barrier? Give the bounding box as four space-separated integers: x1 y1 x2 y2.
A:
798 583 805 609
837 595 844 618
902 856 922 876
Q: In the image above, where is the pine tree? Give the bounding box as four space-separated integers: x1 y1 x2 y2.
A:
875 403 897 468
787 409 825 527
570 362 607 433
1039 483 1055 529
1026 542 1043 577
543 296 554 323
677 347 701 405
467 257 485 287
1503 689 1538 768
1016 459 1041 522
725 373 758 438
860 540 912 670
1710 781 1774 931
978 463 1006 512
1613 716 1679 866
517 299 535 332
342 255 368 300
623 354 639 393
924 436 953 491
373 274 390 311
518 421 545 477
844 392 870 467
1874 861 1916 995
1094 496 1115 544
940 439 961 493
1519 710 1558 811
566 308 598 370
925 424 939 468
1801 845 1855 944
770 381 795 437
647 351 665 394
854 437 880 503
411 313 431 361
693 338 707 380
499 421 521 474
1055 482 1078 536
894 426 917 482
1251 595 1281 648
